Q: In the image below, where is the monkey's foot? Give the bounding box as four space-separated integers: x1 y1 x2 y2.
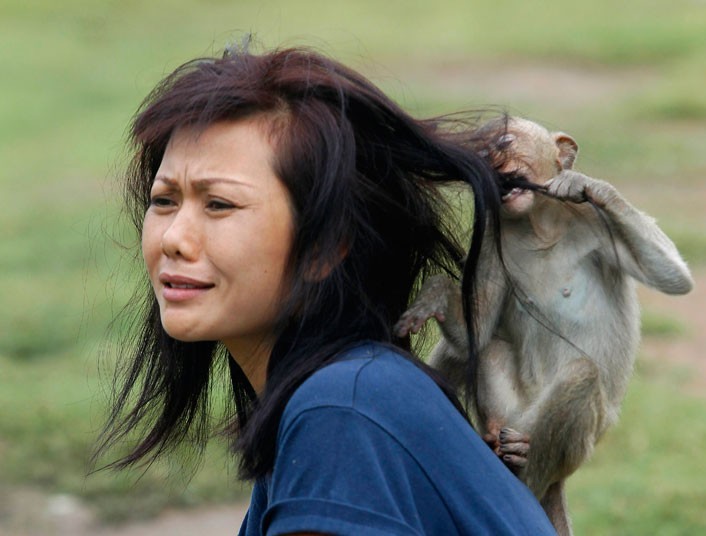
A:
498 427 529 474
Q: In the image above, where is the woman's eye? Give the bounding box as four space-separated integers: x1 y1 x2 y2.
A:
207 199 236 210
150 196 175 207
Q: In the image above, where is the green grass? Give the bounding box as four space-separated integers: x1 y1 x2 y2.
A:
641 310 688 338
1 0 704 530
0 347 249 522
568 361 706 534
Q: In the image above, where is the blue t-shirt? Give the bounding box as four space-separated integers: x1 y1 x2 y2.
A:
239 343 555 535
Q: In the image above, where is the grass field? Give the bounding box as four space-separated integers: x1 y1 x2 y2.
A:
1 1 705 533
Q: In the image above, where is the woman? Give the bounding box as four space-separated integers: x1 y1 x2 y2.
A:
97 44 556 535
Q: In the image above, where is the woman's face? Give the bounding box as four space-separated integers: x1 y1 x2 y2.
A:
142 119 294 361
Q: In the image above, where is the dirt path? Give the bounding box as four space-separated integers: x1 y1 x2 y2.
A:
94 504 249 536
0 496 249 536
394 59 660 110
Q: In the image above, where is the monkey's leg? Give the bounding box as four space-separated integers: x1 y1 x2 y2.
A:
522 356 605 500
540 480 572 536
427 338 468 389
475 340 525 455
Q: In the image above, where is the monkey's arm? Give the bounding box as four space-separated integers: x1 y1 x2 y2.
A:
472 235 509 348
394 274 464 342
394 232 507 354
546 170 693 295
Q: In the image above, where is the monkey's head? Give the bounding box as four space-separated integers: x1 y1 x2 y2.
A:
475 117 578 218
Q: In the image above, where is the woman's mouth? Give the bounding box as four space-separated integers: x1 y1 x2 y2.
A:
159 273 215 302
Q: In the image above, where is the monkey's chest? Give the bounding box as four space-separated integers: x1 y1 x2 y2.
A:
512 275 590 325
499 252 611 342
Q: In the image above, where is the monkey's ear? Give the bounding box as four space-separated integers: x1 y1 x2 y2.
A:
554 133 578 170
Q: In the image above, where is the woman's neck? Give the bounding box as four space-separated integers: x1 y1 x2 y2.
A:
223 338 272 395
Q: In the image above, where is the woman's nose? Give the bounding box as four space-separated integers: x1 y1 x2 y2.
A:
160 207 201 260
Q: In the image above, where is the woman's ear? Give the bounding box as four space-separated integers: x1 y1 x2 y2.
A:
305 244 349 282
554 132 578 170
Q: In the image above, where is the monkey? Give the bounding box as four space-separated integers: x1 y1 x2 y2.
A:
395 117 694 535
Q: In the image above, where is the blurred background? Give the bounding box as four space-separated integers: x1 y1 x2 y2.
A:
1 1 704 534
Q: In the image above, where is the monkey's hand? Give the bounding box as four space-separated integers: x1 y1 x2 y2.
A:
394 274 455 337
498 427 530 475
545 170 618 209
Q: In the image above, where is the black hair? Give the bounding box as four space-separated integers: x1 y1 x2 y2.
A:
94 45 503 480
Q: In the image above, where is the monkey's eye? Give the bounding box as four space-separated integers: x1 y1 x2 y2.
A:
496 134 516 150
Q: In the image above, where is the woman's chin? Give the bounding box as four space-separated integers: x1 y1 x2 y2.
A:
160 318 210 342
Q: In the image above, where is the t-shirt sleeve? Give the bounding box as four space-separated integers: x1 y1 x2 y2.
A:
262 405 427 536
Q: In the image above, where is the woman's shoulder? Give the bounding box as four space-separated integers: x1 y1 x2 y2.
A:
283 342 462 433
289 343 422 401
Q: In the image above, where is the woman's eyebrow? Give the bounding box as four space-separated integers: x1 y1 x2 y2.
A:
192 177 255 191
153 176 255 190
153 176 178 186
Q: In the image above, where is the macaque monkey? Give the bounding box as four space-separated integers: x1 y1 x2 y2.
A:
395 117 694 535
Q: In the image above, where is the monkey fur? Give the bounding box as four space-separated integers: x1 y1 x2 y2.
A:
395 117 694 535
